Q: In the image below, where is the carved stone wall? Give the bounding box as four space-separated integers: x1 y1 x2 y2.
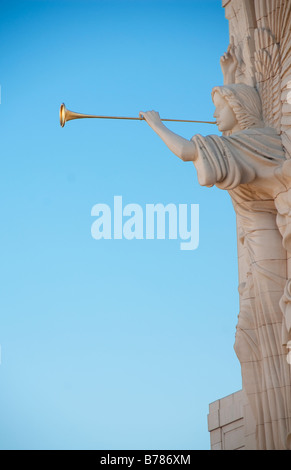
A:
208 390 256 450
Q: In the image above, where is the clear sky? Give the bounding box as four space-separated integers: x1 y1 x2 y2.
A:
0 0 242 450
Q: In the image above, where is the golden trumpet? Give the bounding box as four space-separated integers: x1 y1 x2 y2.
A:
59 103 216 127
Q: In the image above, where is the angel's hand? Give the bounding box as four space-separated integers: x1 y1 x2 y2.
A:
139 110 163 130
220 40 238 84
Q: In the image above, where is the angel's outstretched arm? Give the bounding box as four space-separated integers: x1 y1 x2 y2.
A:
139 111 198 162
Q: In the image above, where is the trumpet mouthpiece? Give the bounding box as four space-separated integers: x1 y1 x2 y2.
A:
60 103 66 127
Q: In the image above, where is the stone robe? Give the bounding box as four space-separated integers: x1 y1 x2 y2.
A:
191 127 291 450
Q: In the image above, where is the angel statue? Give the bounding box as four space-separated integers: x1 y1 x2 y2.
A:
140 31 291 449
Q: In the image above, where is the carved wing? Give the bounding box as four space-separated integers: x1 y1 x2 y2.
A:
222 0 291 158
254 0 291 156
254 28 281 131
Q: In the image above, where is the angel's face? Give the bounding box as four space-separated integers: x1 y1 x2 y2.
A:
213 92 240 133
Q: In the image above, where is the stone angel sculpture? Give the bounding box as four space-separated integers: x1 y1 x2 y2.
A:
140 0 291 449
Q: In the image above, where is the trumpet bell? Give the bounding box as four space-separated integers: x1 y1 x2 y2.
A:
60 103 66 127
60 103 94 127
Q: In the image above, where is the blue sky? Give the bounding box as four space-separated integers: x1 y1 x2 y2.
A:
0 0 241 450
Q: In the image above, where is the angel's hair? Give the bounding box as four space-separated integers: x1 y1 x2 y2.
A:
212 84 264 131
